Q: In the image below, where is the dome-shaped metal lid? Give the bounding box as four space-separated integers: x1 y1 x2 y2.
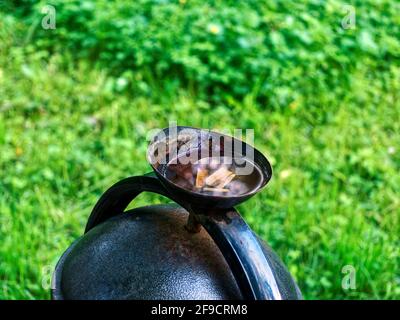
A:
52 204 242 300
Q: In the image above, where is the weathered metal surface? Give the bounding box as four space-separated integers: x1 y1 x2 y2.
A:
195 209 282 300
53 204 301 300
148 126 273 209
53 204 243 300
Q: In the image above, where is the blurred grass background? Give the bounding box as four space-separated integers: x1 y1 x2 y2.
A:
0 0 399 299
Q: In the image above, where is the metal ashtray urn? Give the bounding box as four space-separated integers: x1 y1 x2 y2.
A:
52 126 302 300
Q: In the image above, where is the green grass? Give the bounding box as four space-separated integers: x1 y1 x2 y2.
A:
1 48 399 300
1 7 399 299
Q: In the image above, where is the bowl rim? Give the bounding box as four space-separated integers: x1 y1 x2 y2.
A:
147 126 273 201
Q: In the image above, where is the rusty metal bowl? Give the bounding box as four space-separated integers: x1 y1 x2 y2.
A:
147 126 272 209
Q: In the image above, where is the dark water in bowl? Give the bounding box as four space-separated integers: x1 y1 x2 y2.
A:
165 155 263 196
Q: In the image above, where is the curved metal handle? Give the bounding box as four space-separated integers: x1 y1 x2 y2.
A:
85 173 283 300
194 208 282 300
85 172 172 233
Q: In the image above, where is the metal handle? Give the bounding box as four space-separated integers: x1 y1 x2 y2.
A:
85 173 282 300
85 172 171 233
194 209 282 300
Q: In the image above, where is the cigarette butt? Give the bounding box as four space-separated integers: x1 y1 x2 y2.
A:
205 167 233 187
203 187 230 193
195 168 208 188
216 173 236 188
